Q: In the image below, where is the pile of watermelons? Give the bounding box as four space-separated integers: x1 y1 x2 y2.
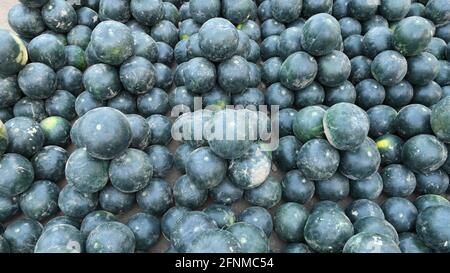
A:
0 0 450 254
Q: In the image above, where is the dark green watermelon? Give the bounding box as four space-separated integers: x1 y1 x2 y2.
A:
371 50 407 86
136 178 173 215
424 0 450 25
28 33 65 70
145 145 173 178
0 76 21 109
381 164 416 197
402 134 448 173
0 153 34 197
7 4 46 39
90 21 134 66
362 26 393 59
339 17 361 39
393 16 434 56
3 218 42 253
379 0 411 21
187 229 240 253
355 79 386 110
41 0 77 33
132 31 159 63
317 50 351 87
107 91 137 114
274 202 309 243
345 200 385 223
367 105 397 138
407 52 440 85
239 206 273 237
382 197 418 232
173 175 207 209
399 232 433 253
244 176 282 209
292 106 325 143
19 180 59 221
394 104 432 139
120 56 155 95
323 102 369 150
301 13 341 56
161 206 190 240
56 66 84 96
99 0 130 22
281 170 315 204
270 0 302 23
431 96 450 143
32 145 67 182
272 136 302 172
260 35 280 60
130 0 164 27
67 25 92 50
77 7 99 29
86 222 135 253
297 139 340 180
416 169 449 195
203 204 235 229
261 57 282 85
13 97 47 122
146 114 172 145
40 116 70 147
343 232 400 253
83 64 121 100
384 80 414 108
186 147 227 189
279 52 318 90
45 90 77 121
126 114 151 150
376 134 404 166
18 63 56 99
183 57 216 94
227 222 268 253
5 117 44 158
348 0 378 20
349 55 371 83
412 81 442 107
58 184 98 219
210 177 244 205
339 137 381 180
99 184 135 214
126 212 160 251
35 224 84 253
74 91 105 117
414 194 450 213
416 205 450 252
325 81 356 106
65 45 86 71
218 56 250 94
350 172 383 200
344 34 364 59
315 173 349 202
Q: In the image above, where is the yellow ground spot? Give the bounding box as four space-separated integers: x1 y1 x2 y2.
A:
41 117 59 130
376 139 390 149
10 31 28 65
181 34 189 41
236 23 243 30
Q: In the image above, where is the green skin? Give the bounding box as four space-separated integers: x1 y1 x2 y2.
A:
301 13 341 56
58 185 98 219
281 170 315 204
171 211 218 252
233 88 265 108
293 106 326 143
384 80 413 108
381 164 416 197
203 204 236 229
173 143 193 174
163 2 181 25
355 79 386 110
414 194 450 213
317 50 351 87
18 63 56 99
315 173 349 202
379 0 411 21
0 29 28 76
218 56 250 95
293 81 325 106
86 222 136 253
130 0 164 27
431 96 450 143
362 26 392 59
367 105 397 138
425 37 447 60
127 213 161 251
3 218 43 253
19 0 49 8
154 63 173 90
402 134 448 174
416 169 449 195
7 4 46 39
339 137 381 180
350 173 383 200
183 57 216 95
297 139 340 181
209 177 244 205
425 0 450 25
412 81 443 107
80 210 117 238
324 102 370 151
348 0 378 20
302 0 332 18
371 50 408 86
229 143 272 189
109 148 153 193
145 145 172 178
354 217 399 244
173 175 207 209
19 180 59 221
67 25 92 50
278 108 297 137
188 229 241 253
45 216 81 230
345 200 385 224
99 0 130 23
66 148 109 194
56 66 84 96
40 116 71 147
222 0 252 25
35 224 84 253
239 207 273 237
83 64 122 101
146 114 172 145
150 20 179 48
436 60 450 86
0 76 22 108
271 0 302 23
382 197 418 233
279 51 318 90
77 107 132 160
0 153 34 197
13 97 48 122
399 232 433 253
273 136 302 172
393 16 433 56
77 7 100 29
190 0 220 24
28 33 65 70
343 232 401 253
42 0 77 33
376 134 404 166
99 184 135 215
136 178 173 216
137 87 170 116
108 91 137 114
394 104 432 139
282 243 312 253
127 114 151 149
0 194 19 222
261 35 281 60
304 207 354 253
186 147 227 190
244 176 282 209
345 35 364 59
266 83 294 109
132 31 159 63
406 52 440 86
0 236 10 253
274 202 309 243
238 20 261 41
227 222 269 253
417 205 450 252
261 57 282 85
161 206 190 240
349 56 371 83
90 21 134 66
45 90 76 121
120 56 156 95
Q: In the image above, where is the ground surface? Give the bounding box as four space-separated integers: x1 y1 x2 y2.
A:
0 1 15 30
